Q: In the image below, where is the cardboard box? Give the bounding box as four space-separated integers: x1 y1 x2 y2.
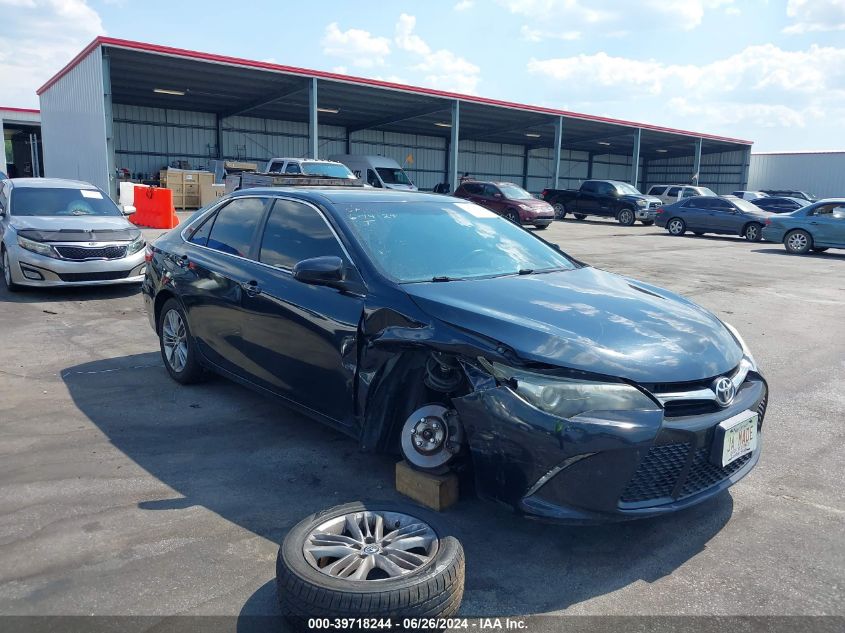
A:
200 182 225 206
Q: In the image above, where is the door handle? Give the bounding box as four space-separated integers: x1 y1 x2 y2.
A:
810 221 820 225
241 280 261 296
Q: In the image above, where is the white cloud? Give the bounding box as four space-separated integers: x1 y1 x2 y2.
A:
321 22 391 68
784 0 845 33
395 14 431 56
527 44 845 129
498 0 735 40
454 0 474 10
0 0 103 108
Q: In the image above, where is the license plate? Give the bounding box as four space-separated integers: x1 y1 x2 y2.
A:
715 410 758 467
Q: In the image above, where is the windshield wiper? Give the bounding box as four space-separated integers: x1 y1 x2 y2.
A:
518 268 534 275
431 275 459 282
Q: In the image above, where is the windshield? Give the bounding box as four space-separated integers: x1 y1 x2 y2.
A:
303 162 355 178
339 200 576 283
698 187 717 196
614 182 642 195
11 187 121 217
376 168 412 185
497 184 533 200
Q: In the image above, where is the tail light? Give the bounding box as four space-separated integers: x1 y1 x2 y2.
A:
541 189 548 199
656 207 665 215
144 244 154 263
765 218 772 226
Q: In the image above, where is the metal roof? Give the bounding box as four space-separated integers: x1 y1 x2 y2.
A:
38 37 752 159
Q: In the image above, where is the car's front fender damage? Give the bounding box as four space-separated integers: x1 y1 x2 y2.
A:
355 304 665 521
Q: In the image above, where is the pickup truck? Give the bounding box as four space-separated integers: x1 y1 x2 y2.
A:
541 179 662 226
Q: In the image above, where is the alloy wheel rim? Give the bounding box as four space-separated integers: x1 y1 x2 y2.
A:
621 210 633 224
788 233 807 251
747 226 758 239
303 511 439 581
669 220 682 234
162 309 188 373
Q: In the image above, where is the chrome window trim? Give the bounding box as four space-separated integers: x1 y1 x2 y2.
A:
655 358 752 405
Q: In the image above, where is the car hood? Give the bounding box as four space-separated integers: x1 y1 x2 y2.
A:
518 199 553 210
405 266 742 383
9 215 134 232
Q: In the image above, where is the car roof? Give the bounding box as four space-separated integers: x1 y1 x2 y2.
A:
231 186 451 205
9 177 98 189
271 158 343 164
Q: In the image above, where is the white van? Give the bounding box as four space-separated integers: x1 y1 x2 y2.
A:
329 155 417 191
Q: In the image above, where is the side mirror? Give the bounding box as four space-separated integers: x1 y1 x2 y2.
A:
293 256 345 289
121 204 136 216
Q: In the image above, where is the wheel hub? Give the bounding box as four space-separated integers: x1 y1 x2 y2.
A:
400 404 464 471
411 416 446 455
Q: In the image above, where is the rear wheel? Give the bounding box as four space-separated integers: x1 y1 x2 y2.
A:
618 208 636 226
158 298 207 384
504 209 520 224
552 202 566 219
744 222 763 242
534 224 549 230
1 247 20 292
573 213 587 220
667 218 686 236
784 229 812 254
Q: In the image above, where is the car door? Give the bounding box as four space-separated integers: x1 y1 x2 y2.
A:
677 198 709 230
594 181 617 216
706 198 740 233
238 197 365 425
177 196 271 378
809 204 845 246
481 184 507 214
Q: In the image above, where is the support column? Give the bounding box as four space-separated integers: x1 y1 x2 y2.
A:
741 146 751 189
216 114 224 159
631 128 641 188
345 128 351 155
448 100 460 192
587 151 595 179
102 51 117 198
308 78 318 159
553 116 563 188
29 133 42 178
693 137 702 185
522 146 530 189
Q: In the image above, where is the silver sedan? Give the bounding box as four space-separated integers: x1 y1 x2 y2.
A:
0 178 146 290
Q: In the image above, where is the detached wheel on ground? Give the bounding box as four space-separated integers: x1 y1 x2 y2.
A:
1 247 20 292
276 502 465 624
157 298 207 384
667 218 686 236
504 209 520 224
784 229 812 254
617 208 636 226
744 222 763 242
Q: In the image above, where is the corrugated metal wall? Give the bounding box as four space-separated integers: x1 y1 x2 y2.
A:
645 149 748 194
39 47 110 191
749 152 845 198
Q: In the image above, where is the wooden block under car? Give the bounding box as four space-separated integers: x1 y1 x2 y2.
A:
395 460 459 512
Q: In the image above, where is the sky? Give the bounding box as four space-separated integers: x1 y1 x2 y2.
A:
2 0 844 151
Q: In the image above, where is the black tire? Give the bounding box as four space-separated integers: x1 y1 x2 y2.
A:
1 246 20 292
667 217 686 236
744 222 763 242
617 207 636 226
157 298 207 384
504 209 520 224
640 220 655 226
534 224 548 230
693 232 704 236
552 202 566 219
812 247 829 253
276 501 465 626
784 229 812 255
573 213 587 220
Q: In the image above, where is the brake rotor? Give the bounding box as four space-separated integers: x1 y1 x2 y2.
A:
400 404 464 471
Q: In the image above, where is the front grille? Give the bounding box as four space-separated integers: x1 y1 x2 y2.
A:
648 201 661 209
57 270 132 282
55 245 127 260
663 399 720 418
621 441 756 505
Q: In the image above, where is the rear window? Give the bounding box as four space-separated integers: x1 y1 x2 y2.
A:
302 162 354 178
667 186 681 196
648 186 667 195
11 187 121 217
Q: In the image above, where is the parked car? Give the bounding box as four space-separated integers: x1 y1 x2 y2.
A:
761 199 845 254
265 158 356 179
541 180 661 225
143 186 766 523
0 178 146 291
750 196 809 214
648 184 717 204
731 191 769 201
656 196 775 241
329 155 417 191
761 189 817 202
453 181 554 229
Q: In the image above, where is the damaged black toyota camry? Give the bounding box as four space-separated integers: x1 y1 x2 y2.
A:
143 186 767 523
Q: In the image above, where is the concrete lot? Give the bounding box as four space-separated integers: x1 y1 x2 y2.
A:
0 216 843 620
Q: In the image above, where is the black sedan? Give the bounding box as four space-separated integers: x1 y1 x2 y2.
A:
751 196 809 214
655 195 774 241
143 187 767 523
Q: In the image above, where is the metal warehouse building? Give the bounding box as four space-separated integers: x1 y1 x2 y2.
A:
1 107 42 178
749 151 845 199
38 37 753 199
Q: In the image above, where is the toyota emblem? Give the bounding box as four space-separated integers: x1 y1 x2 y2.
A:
713 376 736 407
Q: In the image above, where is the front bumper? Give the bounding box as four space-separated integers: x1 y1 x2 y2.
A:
636 208 658 221
454 369 768 523
6 243 146 287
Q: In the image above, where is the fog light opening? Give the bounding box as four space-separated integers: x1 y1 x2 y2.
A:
20 265 44 281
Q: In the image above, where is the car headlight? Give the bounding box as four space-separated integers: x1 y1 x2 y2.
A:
479 359 658 419
17 235 56 258
723 322 758 371
636 199 647 207
518 203 532 211
125 234 145 256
